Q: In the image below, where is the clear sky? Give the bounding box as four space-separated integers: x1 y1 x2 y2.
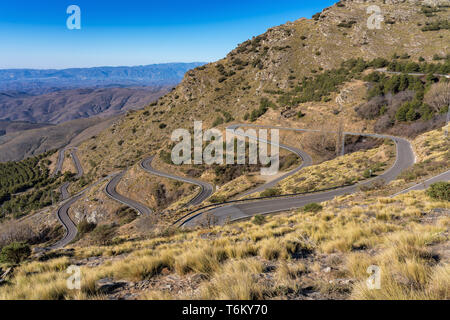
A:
0 0 337 69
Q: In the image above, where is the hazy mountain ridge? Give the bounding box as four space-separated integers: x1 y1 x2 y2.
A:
0 62 206 93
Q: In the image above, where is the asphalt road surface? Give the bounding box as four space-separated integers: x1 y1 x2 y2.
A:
104 171 153 216
48 173 117 249
181 126 416 227
140 156 214 207
60 182 70 201
47 194 84 250
52 149 66 177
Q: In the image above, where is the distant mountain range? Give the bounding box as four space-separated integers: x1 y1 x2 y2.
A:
0 62 206 93
0 62 205 161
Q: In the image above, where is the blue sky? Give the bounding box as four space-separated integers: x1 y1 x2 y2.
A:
0 0 336 69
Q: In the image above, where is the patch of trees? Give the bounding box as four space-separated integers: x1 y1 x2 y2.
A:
0 242 31 264
266 58 390 107
0 151 60 220
213 163 262 185
420 5 447 17
213 110 235 127
357 63 449 135
387 58 450 74
337 20 357 28
216 63 235 82
421 20 450 31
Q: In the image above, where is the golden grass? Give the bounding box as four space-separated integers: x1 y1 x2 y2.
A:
196 259 266 300
249 142 395 197
0 189 448 300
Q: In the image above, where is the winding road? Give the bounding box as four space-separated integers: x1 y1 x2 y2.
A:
104 171 152 216
47 123 447 247
180 125 417 227
140 156 214 207
227 124 313 197
47 148 85 249
47 194 84 250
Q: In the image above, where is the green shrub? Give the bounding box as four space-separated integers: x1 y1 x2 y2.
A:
426 182 450 201
297 111 306 118
116 207 138 225
160 150 173 165
91 224 117 246
212 116 224 127
0 242 31 264
303 203 323 213
253 215 266 225
221 111 234 123
363 169 373 179
209 195 227 204
249 98 275 121
260 188 281 197
337 20 357 28
77 219 96 235
421 20 450 32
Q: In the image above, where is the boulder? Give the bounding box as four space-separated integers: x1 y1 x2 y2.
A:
95 278 129 294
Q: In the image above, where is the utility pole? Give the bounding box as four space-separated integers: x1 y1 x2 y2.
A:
445 105 450 138
336 121 344 157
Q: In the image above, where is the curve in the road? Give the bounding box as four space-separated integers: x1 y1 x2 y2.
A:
104 171 152 216
47 194 83 250
140 156 214 207
227 124 313 198
181 125 416 227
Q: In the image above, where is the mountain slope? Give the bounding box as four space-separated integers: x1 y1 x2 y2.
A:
0 120 50 135
0 116 117 162
76 0 449 178
0 86 172 124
